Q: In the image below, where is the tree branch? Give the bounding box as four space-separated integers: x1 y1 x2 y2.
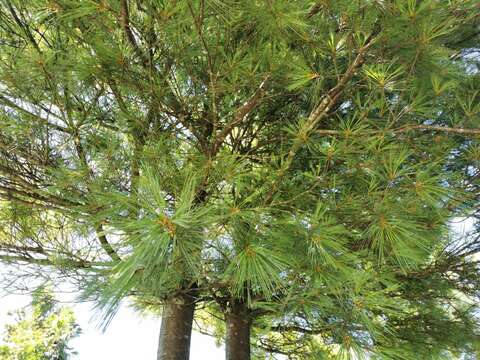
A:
0 253 93 269
73 131 121 262
313 125 480 137
268 324 324 335
120 0 148 67
96 224 121 262
212 77 269 155
5 1 41 53
307 30 379 127
263 27 380 205
394 125 480 136
0 95 71 134
306 3 323 19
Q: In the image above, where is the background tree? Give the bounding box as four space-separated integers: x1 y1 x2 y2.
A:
0 286 80 360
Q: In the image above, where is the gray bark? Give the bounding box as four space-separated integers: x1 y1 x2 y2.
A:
157 294 196 360
225 302 251 360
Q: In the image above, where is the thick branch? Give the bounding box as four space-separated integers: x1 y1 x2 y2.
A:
96 224 121 262
212 77 269 155
395 125 480 136
306 3 323 19
313 125 480 137
307 31 379 127
120 0 149 67
263 28 380 205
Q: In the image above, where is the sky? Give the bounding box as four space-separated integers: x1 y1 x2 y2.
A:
0 292 224 360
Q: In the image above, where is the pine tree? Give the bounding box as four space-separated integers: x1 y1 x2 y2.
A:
0 1 479 360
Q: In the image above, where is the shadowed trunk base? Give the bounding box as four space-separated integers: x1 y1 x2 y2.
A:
157 294 196 360
226 302 251 360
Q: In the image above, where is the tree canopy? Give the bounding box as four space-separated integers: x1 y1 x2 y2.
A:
0 0 479 359
0 286 80 360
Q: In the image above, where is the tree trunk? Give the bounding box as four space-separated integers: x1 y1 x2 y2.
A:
225 302 251 360
157 294 196 360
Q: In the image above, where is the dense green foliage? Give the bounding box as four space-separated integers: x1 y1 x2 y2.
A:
0 0 479 358
0 287 80 360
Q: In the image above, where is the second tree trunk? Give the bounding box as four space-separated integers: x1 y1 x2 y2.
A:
157 294 196 360
226 302 251 360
